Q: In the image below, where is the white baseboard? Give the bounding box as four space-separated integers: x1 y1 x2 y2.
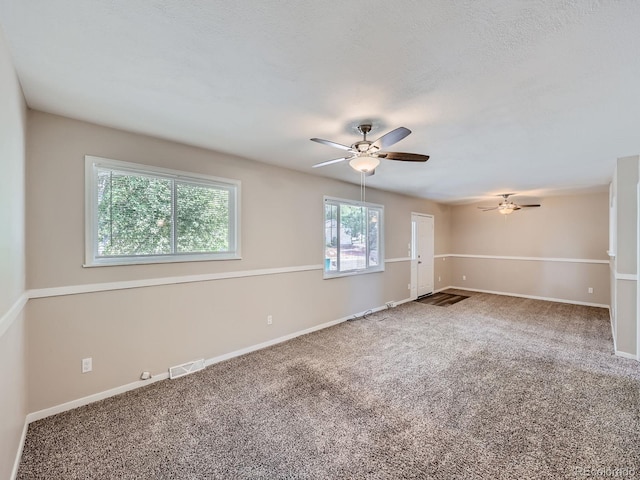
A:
609 307 617 353
433 285 454 294
25 300 407 425
606 307 638 360
202 316 349 368
26 372 170 424
15 289 623 472
449 286 609 309
614 350 638 360
11 420 29 480
394 297 414 306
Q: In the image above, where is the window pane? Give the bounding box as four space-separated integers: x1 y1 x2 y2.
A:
323 197 383 278
368 209 380 267
97 170 172 256
339 204 366 272
324 203 338 272
177 182 230 253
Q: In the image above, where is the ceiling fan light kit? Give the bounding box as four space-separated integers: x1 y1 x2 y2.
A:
498 204 515 215
349 155 380 173
310 123 430 175
479 194 541 215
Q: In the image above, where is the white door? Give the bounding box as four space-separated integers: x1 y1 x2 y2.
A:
411 213 434 298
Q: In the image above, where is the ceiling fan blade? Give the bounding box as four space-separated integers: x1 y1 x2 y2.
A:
478 206 499 211
518 204 541 208
369 127 411 151
312 157 350 168
378 152 430 162
310 138 352 151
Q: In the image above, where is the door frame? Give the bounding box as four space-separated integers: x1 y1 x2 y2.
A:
410 212 434 300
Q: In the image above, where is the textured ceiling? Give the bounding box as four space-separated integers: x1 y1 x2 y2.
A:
1 1 639 203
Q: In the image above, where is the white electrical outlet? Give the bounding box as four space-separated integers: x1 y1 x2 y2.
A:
408 283 411 290
588 287 593 294
438 276 441 282
267 314 273 325
140 371 152 380
462 275 466 281
82 357 92 373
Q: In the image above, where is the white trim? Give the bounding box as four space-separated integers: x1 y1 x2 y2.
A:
0 292 28 339
614 350 638 360
449 286 609 309
433 285 455 294
393 297 414 306
84 155 241 267
615 273 638 281
431 254 608 264
26 372 170 424
24 298 408 423
28 264 323 299
385 257 411 263
322 196 385 279
203 317 348 368
609 306 617 352
10 420 29 480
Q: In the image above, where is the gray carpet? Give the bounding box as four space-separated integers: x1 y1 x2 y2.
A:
18 291 640 479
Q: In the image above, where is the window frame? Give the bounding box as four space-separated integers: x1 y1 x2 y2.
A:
84 155 241 267
323 196 384 279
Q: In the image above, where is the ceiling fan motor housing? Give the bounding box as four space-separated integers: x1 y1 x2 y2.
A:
310 124 429 170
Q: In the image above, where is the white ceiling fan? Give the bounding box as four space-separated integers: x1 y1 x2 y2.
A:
310 124 430 176
478 194 541 215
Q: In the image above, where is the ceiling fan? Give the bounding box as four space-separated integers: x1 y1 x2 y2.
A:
310 124 430 175
478 194 541 215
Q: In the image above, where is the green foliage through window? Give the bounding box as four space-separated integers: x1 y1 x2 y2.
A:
324 197 383 276
87 157 239 265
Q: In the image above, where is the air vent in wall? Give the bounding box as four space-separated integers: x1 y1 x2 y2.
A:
169 359 205 379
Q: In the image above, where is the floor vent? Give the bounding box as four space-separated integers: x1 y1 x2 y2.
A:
169 359 205 379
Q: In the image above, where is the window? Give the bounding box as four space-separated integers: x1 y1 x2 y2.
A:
85 156 240 266
324 196 384 277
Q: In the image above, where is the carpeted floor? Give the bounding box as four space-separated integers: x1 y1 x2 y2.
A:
416 291 469 306
18 291 640 479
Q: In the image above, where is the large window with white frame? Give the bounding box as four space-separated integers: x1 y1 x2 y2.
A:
85 156 240 266
324 196 384 278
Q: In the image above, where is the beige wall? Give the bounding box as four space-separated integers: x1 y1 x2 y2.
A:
0 26 28 480
11 86 625 462
615 157 638 275
451 193 609 258
611 156 639 357
448 192 610 306
450 258 609 305
25 111 620 413
26 112 449 288
26 111 450 412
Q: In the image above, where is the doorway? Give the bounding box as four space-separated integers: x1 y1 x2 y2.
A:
411 213 434 299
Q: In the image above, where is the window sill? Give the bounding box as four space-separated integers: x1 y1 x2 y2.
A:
323 267 385 279
84 254 242 267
